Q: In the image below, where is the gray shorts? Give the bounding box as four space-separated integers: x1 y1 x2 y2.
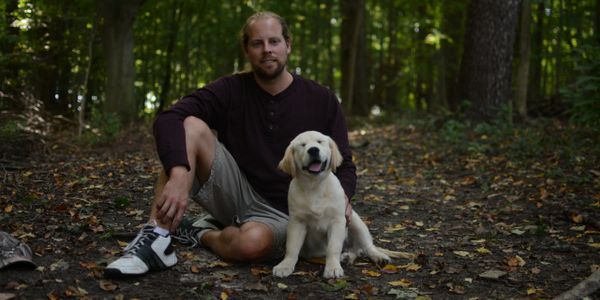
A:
190 140 288 258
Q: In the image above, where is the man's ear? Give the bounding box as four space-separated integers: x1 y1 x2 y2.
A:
278 144 296 175
329 137 343 172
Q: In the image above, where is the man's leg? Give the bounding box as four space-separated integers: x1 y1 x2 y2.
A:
104 117 216 277
151 116 215 230
201 221 274 261
164 117 276 262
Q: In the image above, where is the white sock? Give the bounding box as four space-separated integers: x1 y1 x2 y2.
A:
152 226 170 237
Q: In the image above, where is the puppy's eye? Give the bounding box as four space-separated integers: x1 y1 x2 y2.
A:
317 140 323 144
301 143 306 147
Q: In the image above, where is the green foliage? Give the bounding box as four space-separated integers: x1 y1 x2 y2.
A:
0 120 21 139
78 112 122 145
114 196 130 209
561 44 600 128
432 116 599 186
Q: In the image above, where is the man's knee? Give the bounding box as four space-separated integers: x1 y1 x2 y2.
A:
183 116 213 141
235 223 274 261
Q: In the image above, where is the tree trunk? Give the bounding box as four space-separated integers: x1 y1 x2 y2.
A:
324 0 335 89
442 0 468 112
515 0 532 120
529 1 545 109
341 0 368 116
596 0 600 44
157 2 181 114
79 16 98 136
457 0 521 121
97 0 143 124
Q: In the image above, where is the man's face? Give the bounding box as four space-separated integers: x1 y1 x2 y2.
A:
244 18 291 81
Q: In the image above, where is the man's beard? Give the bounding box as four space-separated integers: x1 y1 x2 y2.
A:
253 58 287 81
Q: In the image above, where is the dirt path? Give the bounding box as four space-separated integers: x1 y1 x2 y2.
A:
1 121 599 299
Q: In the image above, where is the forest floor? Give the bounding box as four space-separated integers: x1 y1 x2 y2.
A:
1 116 599 299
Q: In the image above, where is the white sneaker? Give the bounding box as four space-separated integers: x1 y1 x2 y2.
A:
104 225 177 277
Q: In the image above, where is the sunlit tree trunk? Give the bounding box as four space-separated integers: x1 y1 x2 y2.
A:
97 0 143 123
457 0 520 121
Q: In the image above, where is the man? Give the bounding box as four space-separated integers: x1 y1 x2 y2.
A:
104 11 356 277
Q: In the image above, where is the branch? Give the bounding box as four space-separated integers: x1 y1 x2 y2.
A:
553 268 600 300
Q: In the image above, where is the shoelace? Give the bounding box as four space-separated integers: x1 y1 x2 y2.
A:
172 228 200 248
123 226 157 254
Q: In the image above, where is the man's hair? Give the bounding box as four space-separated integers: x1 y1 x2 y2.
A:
240 11 291 50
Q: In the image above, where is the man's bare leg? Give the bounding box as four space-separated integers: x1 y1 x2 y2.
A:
151 116 275 262
202 221 274 261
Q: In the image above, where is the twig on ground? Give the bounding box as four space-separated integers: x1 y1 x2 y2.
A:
553 268 600 300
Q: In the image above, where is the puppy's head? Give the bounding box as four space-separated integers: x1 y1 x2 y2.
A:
279 131 343 177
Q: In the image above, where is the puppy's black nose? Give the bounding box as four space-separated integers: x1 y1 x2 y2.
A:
307 147 319 157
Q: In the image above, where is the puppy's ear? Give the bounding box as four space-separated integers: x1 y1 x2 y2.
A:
278 143 296 175
329 137 343 172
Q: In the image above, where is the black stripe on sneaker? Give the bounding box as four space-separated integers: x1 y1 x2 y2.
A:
134 242 169 270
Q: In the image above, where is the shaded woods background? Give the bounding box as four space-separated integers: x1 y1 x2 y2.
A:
0 0 599 137
1 2 600 299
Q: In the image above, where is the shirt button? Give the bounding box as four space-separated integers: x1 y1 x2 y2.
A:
269 111 275 117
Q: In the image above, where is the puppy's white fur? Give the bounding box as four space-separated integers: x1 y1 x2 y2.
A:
273 131 390 279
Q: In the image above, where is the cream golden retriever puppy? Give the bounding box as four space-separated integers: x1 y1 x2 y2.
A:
272 131 392 279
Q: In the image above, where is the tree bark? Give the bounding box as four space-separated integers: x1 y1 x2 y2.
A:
157 1 181 114
596 0 600 44
457 0 521 121
515 0 532 120
97 0 143 123
341 0 368 116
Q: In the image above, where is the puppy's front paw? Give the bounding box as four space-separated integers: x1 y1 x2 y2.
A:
323 262 344 278
273 262 295 278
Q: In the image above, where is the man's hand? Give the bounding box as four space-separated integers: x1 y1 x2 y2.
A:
345 195 352 227
155 167 191 231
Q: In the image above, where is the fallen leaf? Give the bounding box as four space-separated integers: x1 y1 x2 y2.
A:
4 205 13 213
208 261 230 268
191 264 201 273
320 280 347 292
385 224 407 233
453 251 471 257
588 243 600 248
388 279 412 287
362 269 381 277
571 214 584 223
476 247 491 254
479 270 507 279
99 280 118 291
0 293 16 300
277 283 288 289
507 255 526 267
220 291 229 300
344 293 359 299
527 287 543 295
387 288 418 298
460 176 476 186
398 263 422 271
381 264 398 274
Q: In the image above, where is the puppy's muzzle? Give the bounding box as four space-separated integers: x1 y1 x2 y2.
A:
303 147 327 174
